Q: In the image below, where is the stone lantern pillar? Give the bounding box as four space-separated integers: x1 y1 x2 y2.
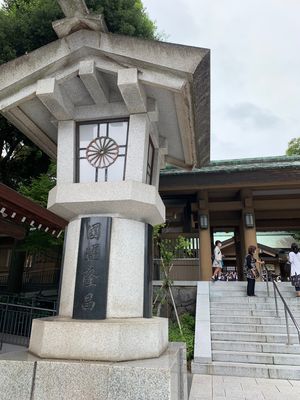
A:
29 86 168 362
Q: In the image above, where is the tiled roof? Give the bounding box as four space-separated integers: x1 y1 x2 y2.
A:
161 155 300 175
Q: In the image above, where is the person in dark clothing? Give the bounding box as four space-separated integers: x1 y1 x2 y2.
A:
245 245 264 296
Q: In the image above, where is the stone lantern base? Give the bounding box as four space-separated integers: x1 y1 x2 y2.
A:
29 316 168 361
0 343 187 400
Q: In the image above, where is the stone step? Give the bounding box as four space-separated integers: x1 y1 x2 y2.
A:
211 315 300 325
210 302 300 310
211 290 296 298
210 297 300 304
212 340 300 354
210 309 300 318
210 308 300 317
191 361 300 379
209 282 295 292
211 322 299 334
212 350 300 365
211 330 300 344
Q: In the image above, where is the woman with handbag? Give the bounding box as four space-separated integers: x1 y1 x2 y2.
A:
245 245 264 296
289 243 300 297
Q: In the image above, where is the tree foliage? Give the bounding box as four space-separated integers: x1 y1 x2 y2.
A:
19 161 56 207
153 224 193 334
286 137 300 156
86 0 157 39
0 0 157 190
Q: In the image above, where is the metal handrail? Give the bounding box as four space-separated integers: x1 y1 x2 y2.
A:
0 301 56 350
272 281 300 344
264 266 300 345
263 265 270 296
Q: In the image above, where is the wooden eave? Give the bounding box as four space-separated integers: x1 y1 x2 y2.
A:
0 183 67 236
159 167 300 193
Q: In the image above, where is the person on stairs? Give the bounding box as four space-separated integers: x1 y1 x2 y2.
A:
245 245 264 296
212 240 223 281
289 243 300 297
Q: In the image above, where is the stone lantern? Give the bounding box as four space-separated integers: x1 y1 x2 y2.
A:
0 1 210 398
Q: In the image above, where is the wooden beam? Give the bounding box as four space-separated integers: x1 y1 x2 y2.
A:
79 60 109 105
159 169 300 192
255 210 300 219
254 199 300 210
256 219 300 229
208 201 243 211
0 218 26 240
0 183 67 230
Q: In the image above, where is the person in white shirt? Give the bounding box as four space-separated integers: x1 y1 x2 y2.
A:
289 243 300 297
212 240 223 281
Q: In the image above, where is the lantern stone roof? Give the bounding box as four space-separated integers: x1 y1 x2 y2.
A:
0 23 210 168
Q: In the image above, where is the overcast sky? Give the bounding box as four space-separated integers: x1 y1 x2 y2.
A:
143 0 300 160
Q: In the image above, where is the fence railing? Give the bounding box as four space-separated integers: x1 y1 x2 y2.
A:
22 268 60 291
153 258 200 281
0 301 56 349
153 233 200 281
264 266 300 345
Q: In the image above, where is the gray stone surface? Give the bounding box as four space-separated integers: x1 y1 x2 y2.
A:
189 374 300 400
0 359 35 400
0 343 26 354
107 218 145 318
47 180 165 224
29 316 168 361
153 284 197 319
0 343 187 400
192 281 300 379
194 281 212 363
125 113 149 183
34 361 109 400
58 217 81 317
0 26 209 167
58 0 89 17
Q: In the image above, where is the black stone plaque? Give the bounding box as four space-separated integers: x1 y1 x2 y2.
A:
73 217 112 320
143 224 153 318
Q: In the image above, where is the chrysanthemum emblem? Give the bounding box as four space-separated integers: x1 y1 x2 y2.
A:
86 137 119 168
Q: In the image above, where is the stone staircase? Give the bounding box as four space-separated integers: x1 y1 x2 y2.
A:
192 282 300 379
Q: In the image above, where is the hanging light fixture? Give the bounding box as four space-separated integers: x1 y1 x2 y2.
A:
199 213 209 229
244 212 254 228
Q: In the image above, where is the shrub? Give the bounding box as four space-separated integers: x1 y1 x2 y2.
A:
169 313 195 361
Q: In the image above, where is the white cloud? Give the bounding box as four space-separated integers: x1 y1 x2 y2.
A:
143 0 300 160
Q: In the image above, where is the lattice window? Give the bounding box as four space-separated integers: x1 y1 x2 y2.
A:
76 119 129 183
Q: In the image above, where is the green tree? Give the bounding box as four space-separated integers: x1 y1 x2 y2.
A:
286 138 300 156
153 224 193 334
0 0 157 190
19 161 56 207
86 0 157 39
18 161 63 251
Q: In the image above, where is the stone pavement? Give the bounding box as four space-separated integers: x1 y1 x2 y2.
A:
0 343 25 354
189 374 300 400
